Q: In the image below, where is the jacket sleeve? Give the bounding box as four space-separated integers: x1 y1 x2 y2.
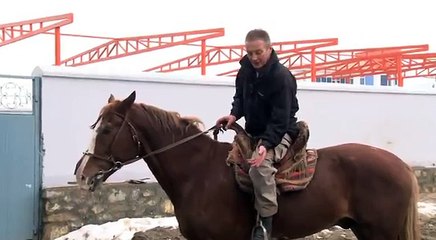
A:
229 70 244 120
259 72 294 150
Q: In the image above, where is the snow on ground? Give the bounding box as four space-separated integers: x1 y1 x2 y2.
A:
56 202 436 240
418 201 436 218
54 217 179 240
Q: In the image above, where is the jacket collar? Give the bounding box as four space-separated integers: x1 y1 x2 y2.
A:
239 48 279 76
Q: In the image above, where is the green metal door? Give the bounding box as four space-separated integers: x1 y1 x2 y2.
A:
0 75 42 239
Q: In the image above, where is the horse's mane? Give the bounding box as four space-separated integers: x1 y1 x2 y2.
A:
136 103 205 134
91 99 206 138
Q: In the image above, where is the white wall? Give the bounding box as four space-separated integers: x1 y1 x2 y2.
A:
404 77 436 89
32 66 436 188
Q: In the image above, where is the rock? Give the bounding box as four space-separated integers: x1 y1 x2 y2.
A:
132 227 186 240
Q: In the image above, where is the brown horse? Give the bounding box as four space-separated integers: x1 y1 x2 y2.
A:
74 91 421 240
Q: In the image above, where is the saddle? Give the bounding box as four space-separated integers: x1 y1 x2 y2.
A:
224 121 318 193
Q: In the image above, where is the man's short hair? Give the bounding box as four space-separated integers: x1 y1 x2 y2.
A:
245 29 271 45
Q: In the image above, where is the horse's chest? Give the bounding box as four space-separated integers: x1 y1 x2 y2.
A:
176 213 211 239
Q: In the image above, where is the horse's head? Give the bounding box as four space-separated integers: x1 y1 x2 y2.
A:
74 91 143 191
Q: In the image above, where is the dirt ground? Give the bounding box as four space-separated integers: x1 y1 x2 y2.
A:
132 193 436 240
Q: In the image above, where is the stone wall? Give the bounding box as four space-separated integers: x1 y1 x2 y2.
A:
414 166 436 193
41 166 436 240
41 182 174 240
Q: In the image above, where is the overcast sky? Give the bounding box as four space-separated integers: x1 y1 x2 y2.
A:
1 0 435 76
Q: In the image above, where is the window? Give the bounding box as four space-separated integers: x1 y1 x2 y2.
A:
316 77 324 82
364 75 374 85
316 76 352 84
380 75 388 86
359 76 374 85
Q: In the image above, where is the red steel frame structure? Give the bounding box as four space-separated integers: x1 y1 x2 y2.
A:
192 45 433 87
0 13 73 65
286 44 430 86
396 53 436 79
143 38 339 75
323 53 436 86
59 28 225 68
1 13 436 87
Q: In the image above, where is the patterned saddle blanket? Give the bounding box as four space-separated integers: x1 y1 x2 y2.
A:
225 121 318 193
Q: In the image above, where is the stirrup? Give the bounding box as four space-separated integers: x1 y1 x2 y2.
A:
251 214 269 240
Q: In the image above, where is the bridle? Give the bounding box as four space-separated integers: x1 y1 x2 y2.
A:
82 111 221 180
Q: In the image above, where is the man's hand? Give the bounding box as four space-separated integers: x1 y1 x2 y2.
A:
215 115 236 130
248 145 267 167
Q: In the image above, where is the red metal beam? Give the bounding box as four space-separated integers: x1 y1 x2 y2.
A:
399 53 436 69
144 38 339 75
294 58 401 85
321 49 434 86
0 13 73 65
281 44 429 69
217 69 239 77
9 29 115 40
217 45 429 79
297 59 395 79
401 67 436 79
59 28 225 67
0 13 73 47
297 53 436 86
289 45 429 87
390 53 436 80
285 44 428 71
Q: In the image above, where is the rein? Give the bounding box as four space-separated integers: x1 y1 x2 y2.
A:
120 124 219 165
83 111 223 178
141 125 221 159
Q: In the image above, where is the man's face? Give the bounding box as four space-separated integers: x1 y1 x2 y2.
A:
245 39 272 69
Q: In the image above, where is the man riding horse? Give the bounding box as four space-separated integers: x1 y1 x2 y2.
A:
216 29 300 240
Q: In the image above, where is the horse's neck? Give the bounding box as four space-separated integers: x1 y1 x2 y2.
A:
135 116 227 202
156 135 221 202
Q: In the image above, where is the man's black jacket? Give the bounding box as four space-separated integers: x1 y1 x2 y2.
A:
230 49 299 150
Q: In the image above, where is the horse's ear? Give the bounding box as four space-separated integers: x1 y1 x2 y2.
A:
117 91 136 113
126 91 136 103
108 94 115 103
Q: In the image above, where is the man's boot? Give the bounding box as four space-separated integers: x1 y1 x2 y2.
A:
251 216 273 240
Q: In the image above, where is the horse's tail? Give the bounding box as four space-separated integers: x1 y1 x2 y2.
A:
402 168 421 240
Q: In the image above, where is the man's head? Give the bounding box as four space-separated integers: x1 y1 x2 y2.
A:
245 29 272 69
